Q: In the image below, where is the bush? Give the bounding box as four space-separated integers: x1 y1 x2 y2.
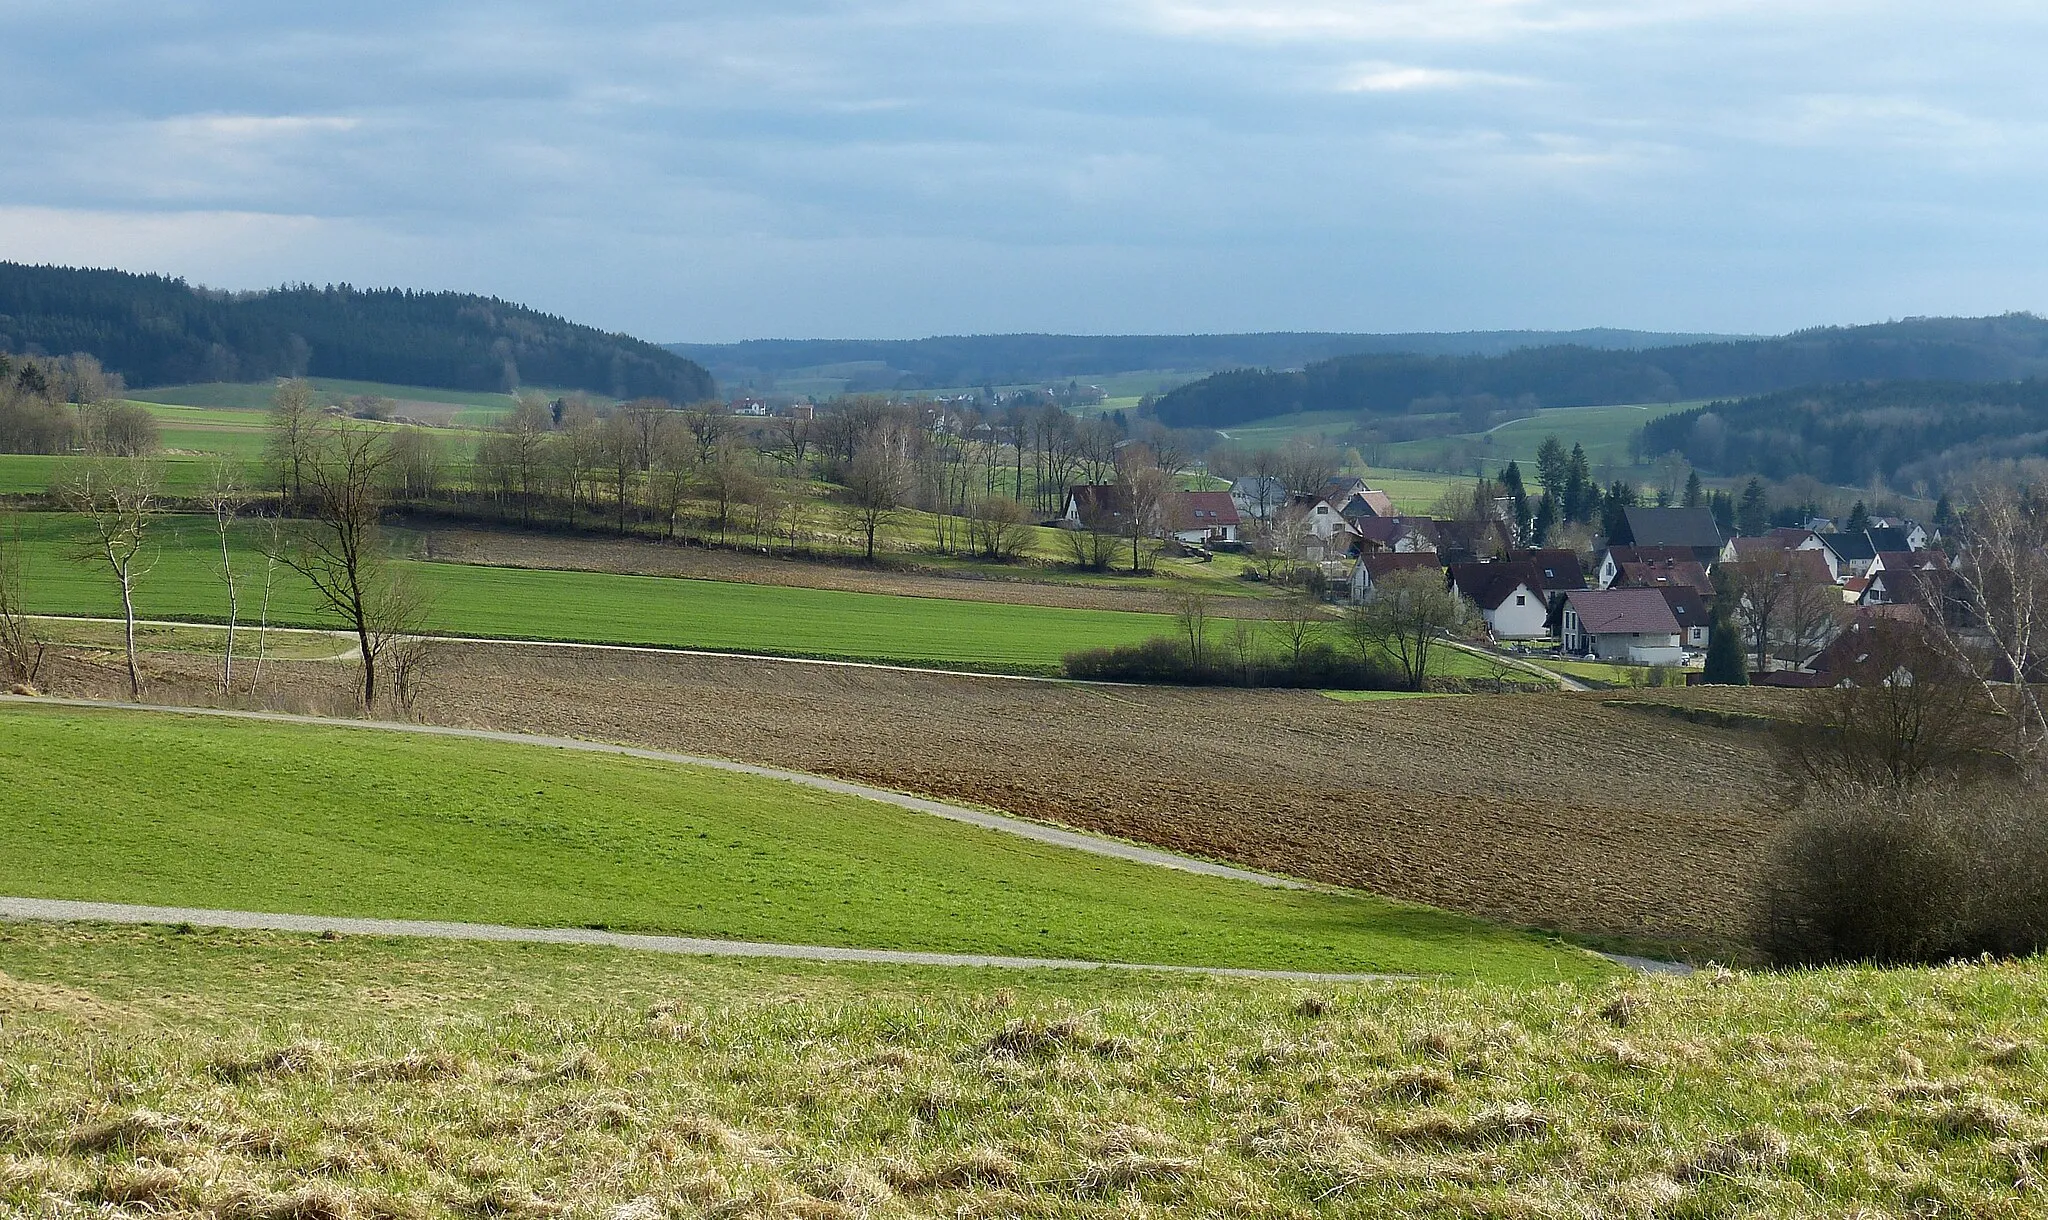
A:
1062 636 1400 690
1759 782 2048 966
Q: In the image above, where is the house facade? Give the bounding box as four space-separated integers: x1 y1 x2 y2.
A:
1558 588 1686 664
1448 562 1551 640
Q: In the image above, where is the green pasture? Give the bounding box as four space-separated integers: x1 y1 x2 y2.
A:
0 704 1594 979
8 513 1178 673
131 379 520 412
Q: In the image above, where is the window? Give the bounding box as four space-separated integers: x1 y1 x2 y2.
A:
1515 594 1527 606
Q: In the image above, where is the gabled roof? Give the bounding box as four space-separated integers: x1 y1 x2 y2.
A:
1447 561 1545 612
1358 552 1445 580
1355 515 1437 547
1622 506 1723 550
1865 526 1911 553
1562 588 1682 636
1604 545 1700 569
1337 489 1397 519
1656 585 1710 628
1505 548 1587 591
1169 490 1240 531
1614 559 1714 595
1819 531 1877 563
1066 484 1130 521
1764 527 1819 548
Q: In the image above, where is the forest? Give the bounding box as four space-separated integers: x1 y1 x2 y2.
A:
1151 314 2048 428
0 263 713 401
1640 378 2048 488
670 327 1732 392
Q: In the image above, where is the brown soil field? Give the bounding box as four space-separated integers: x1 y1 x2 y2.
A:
407 523 1295 617
32 642 1785 956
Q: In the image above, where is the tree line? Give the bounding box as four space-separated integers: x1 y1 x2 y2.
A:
1641 378 2048 491
0 262 713 399
1152 314 2048 430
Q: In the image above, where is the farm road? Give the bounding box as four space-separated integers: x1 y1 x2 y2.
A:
0 694 1304 890
0 897 1401 983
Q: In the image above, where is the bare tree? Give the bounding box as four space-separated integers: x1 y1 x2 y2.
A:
844 426 912 561
382 428 443 505
703 436 763 542
965 496 1029 561
1345 566 1466 691
374 570 439 719
59 457 161 698
682 404 733 467
282 420 405 708
1270 596 1326 667
267 378 320 509
1935 478 2048 764
0 513 43 689
203 461 247 693
599 409 643 534
1277 439 1341 495
648 427 698 540
1175 589 1212 671
251 509 288 692
1114 450 1169 574
772 411 815 475
1780 619 1997 795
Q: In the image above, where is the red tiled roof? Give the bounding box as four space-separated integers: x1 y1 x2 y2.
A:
1169 490 1241 531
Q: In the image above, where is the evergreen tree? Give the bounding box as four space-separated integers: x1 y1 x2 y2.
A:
1564 443 1595 522
1501 460 1531 543
1846 500 1871 533
1736 477 1769 536
1601 481 1638 542
1682 470 1703 508
1702 570 1749 685
1934 493 1954 532
1708 489 1734 532
1531 494 1556 545
1535 436 1568 500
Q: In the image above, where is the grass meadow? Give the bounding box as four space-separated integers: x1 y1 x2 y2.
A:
3 922 2045 1217
0 704 1596 979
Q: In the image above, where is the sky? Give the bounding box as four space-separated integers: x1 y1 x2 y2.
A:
2 1 2045 343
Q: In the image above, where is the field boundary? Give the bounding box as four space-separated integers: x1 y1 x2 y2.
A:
0 897 1406 981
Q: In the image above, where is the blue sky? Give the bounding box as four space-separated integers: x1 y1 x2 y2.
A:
2 1 2043 342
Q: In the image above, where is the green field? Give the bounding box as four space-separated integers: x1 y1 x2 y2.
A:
9 513 1181 672
0 704 1592 979
131 379 521 412
1379 401 1705 473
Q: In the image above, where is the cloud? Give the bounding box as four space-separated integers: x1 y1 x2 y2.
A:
1336 62 1532 93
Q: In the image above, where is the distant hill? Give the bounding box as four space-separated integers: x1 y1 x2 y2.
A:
0 263 714 401
1152 315 2048 430
1642 379 2048 490
666 329 1739 394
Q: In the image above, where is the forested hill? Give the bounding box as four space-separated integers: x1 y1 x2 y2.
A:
1152 315 2048 429
668 328 1737 392
1642 380 2048 490
0 263 714 400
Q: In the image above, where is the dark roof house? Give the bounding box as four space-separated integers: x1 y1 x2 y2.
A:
1505 549 1588 592
1619 506 1723 556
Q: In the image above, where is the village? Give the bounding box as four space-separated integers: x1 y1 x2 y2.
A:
1060 468 1954 686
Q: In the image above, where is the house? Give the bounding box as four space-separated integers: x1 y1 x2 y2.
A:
1061 484 1129 529
1505 548 1589 600
1818 531 1879 579
1229 476 1289 521
1656 586 1712 649
1871 516 1932 551
1447 562 1552 640
1166 491 1241 545
1596 545 1704 589
1862 564 1946 609
1433 518 1512 565
1350 552 1444 603
1617 506 1724 564
1288 493 1360 561
1806 607 1935 684
1354 515 1438 554
1864 526 1913 555
1335 489 1399 522
1557 588 1686 664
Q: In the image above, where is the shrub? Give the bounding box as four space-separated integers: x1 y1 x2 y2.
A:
1062 635 1400 690
1759 781 2048 966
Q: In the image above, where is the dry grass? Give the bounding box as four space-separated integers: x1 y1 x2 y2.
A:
4 923 2048 1218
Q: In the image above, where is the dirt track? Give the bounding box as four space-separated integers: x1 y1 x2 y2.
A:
37 643 1775 950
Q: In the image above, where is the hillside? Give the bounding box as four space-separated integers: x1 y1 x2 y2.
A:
0 263 714 400
1642 379 2048 488
1153 314 2048 430
6 922 2044 1219
670 328 1739 394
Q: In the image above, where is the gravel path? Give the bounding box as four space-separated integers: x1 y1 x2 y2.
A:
0 694 1307 890
0 897 1403 983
